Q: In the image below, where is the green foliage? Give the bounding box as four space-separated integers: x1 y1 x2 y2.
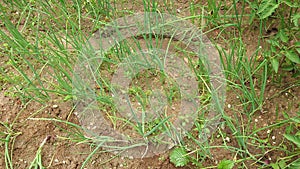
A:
254 0 300 20
270 160 287 169
284 134 300 147
285 50 300 64
292 14 300 27
287 159 300 169
271 159 300 169
284 115 300 148
282 114 300 169
256 0 279 19
281 0 300 8
270 58 279 73
264 30 299 74
1 0 300 168
247 0 300 75
246 0 299 72
218 159 235 169
169 147 189 167
269 114 300 169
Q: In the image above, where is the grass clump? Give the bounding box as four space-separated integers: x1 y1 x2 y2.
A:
0 0 299 168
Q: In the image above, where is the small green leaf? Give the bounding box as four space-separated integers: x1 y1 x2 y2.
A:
292 14 300 27
257 0 273 13
285 50 300 64
291 117 300 123
296 48 300 54
271 58 279 73
257 0 279 19
285 124 293 134
278 30 289 43
292 70 300 77
281 64 295 71
284 134 300 147
268 39 281 48
249 11 256 25
218 160 234 169
64 95 74 101
288 159 300 169
283 111 290 119
295 42 300 47
283 0 300 7
278 160 287 168
270 163 279 169
271 45 277 53
170 147 189 167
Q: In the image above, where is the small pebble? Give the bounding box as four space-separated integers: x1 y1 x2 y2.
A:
183 57 188 63
272 136 275 140
255 119 258 122
227 104 231 109
54 159 59 163
52 105 59 109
